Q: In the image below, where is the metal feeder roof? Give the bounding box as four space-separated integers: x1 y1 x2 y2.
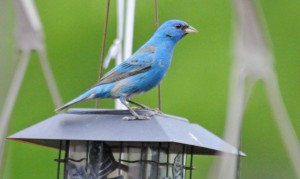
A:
8 108 245 156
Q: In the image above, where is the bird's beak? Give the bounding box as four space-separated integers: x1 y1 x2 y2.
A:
185 25 198 34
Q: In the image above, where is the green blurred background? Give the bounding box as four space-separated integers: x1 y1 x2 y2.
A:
1 0 300 178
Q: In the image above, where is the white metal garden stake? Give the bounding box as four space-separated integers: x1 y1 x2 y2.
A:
210 0 300 178
103 0 136 110
0 0 63 172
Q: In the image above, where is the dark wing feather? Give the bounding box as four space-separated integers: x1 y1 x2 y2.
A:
97 65 151 85
91 45 155 88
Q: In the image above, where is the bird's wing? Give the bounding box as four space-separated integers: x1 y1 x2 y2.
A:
91 45 155 87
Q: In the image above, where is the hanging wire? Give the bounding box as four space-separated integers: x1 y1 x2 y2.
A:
154 0 161 111
96 0 111 108
154 0 159 29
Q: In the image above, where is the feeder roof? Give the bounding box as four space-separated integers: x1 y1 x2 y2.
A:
8 108 245 156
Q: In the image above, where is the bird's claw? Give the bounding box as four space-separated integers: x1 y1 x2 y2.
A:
151 108 162 114
122 115 151 121
131 107 162 114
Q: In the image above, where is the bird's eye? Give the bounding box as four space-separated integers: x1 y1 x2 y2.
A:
175 24 182 29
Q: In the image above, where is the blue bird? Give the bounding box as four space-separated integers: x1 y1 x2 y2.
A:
56 19 197 119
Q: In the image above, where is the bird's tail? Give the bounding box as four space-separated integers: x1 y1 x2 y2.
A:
55 90 94 112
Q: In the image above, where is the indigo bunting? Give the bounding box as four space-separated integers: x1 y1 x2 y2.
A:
56 20 197 119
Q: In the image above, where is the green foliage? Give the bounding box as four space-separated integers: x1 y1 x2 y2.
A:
3 0 300 178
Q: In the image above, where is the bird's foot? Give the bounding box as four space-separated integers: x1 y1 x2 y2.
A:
151 108 162 114
122 115 151 121
131 107 162 114
131 106 152 111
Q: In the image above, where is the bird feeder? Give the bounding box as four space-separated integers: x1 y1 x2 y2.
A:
8 109 244 179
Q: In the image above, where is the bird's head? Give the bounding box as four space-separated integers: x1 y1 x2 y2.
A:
155 20 198 42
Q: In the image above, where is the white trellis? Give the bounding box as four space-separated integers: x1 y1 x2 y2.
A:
0 0 138 173
0 0 63 172
103 0 136 110
210 0 300 178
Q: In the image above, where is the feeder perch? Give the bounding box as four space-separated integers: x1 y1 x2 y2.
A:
8 109 244 179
